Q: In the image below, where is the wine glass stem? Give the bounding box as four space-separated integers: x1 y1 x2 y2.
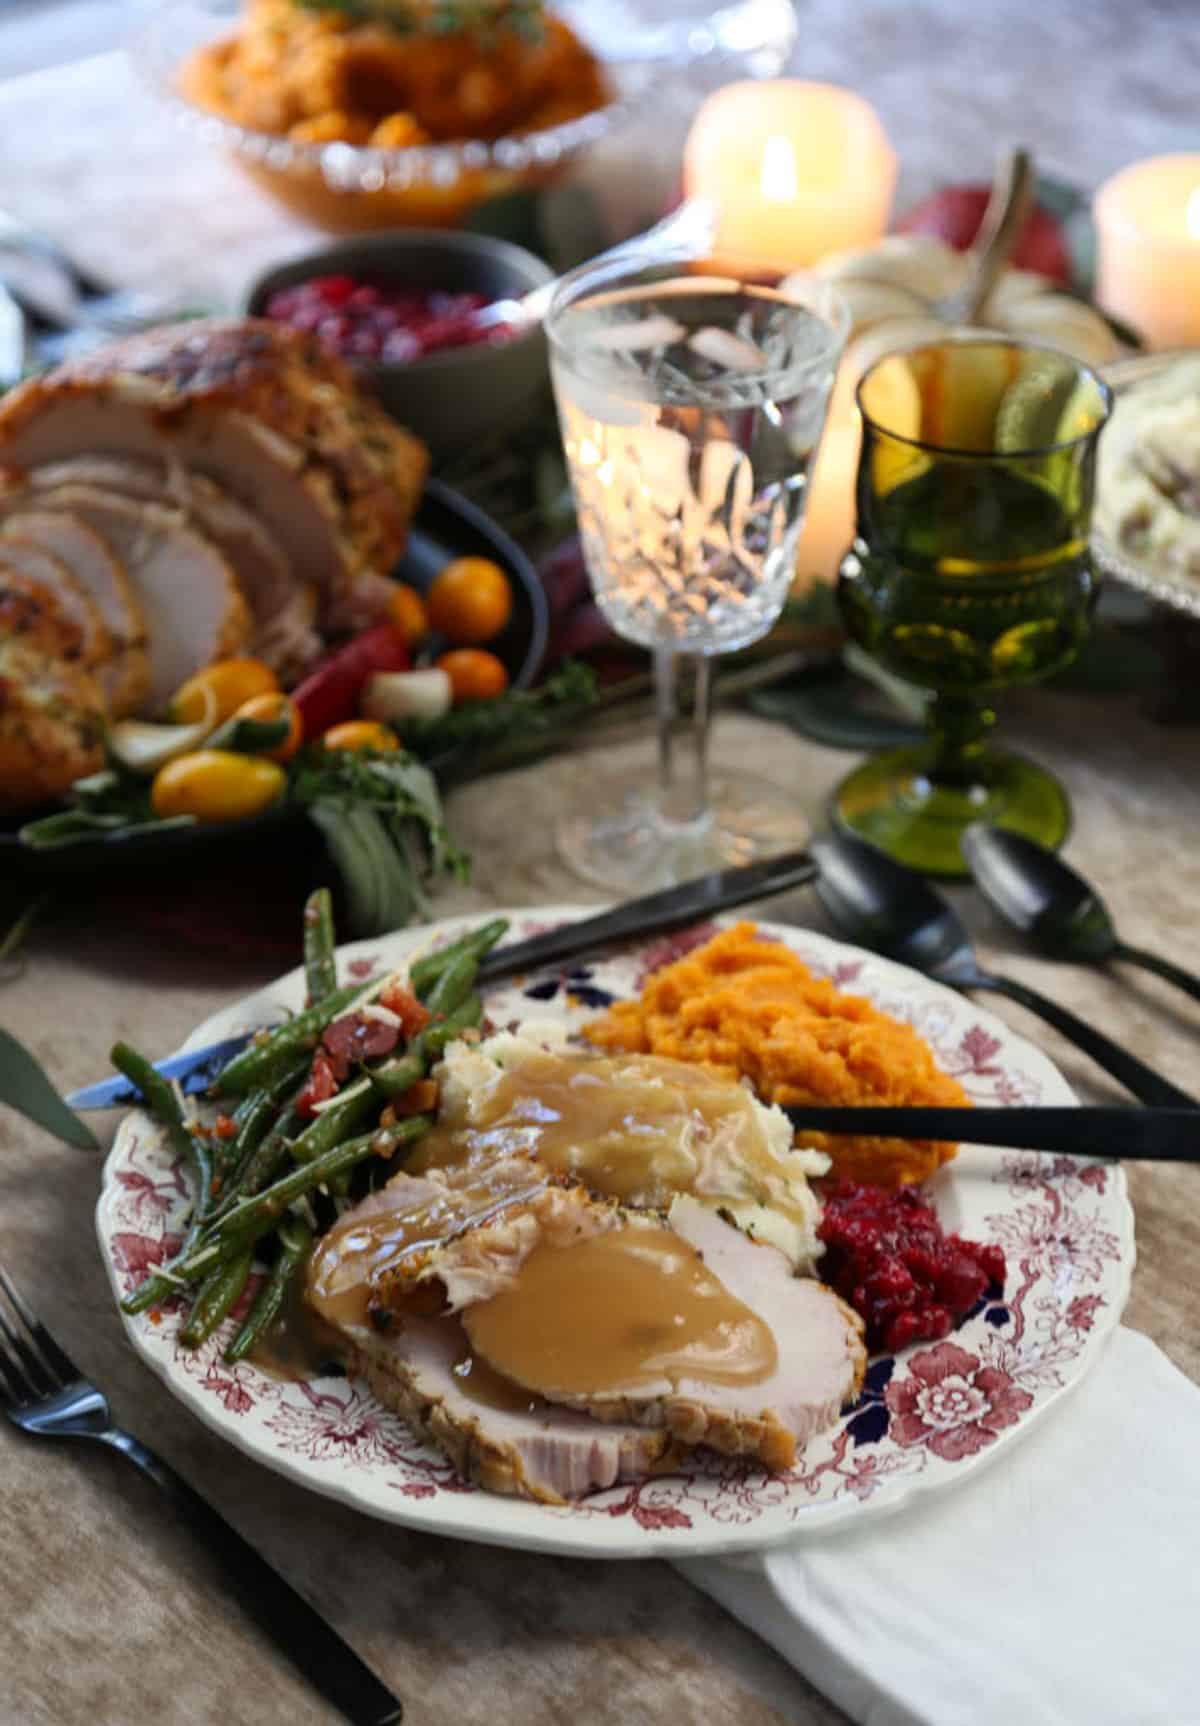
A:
654 649 712 829
929 691 997 785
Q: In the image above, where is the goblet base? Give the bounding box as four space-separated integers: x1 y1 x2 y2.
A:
833 745 1070 879
558 777 812 894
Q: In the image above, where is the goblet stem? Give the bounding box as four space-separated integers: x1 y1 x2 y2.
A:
928 691 997 786
654 649 712 830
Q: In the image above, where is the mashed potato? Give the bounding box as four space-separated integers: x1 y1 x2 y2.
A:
431 1025 828 1276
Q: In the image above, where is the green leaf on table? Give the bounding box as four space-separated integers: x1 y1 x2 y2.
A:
0 1029 98 1151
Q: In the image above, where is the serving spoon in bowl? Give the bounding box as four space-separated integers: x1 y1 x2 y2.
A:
810 831 1197 1108
962 824 1200 1006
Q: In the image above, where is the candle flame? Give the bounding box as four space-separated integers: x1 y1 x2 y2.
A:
1188 187 1200 242
759 134 799 204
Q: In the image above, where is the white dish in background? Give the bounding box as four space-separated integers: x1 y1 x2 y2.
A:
97 909 1134 1559
1093 351 1200 620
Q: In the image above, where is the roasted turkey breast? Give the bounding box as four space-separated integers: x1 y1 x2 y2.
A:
0 319 427 637
0 637 105 809
0 509 149 717
11 486 253 713
25 455 320 679
0 536 114 671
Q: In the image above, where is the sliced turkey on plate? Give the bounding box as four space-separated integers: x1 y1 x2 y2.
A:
13 485 253 713
0 509 149 716
352 1313 677 1505
311 1165 866 1494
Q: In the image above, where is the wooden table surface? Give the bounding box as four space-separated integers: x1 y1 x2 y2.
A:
1 28 1199 1726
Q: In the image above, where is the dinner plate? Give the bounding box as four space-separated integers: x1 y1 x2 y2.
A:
97 909 1135 1559
0 479 547 876
1092 352 1200 621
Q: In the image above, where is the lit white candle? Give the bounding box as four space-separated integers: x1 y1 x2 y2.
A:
1094 155 1200 350
683 81 897 273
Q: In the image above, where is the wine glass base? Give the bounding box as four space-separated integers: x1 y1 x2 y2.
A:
833 745 1070 879
558 778 812 894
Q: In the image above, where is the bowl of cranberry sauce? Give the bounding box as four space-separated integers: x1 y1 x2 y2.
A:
247 230 555 457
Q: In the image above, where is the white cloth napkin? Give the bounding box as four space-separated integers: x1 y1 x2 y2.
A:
676 1328 1199 1726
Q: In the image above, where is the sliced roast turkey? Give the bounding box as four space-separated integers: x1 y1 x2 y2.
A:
0 509 149 715
11 485 253 712
0 319 428 635
26 455 321 679
0 537 113 671
350 1312 675 1505
461 1196 866 1471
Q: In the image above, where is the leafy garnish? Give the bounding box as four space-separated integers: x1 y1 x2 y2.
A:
291 748 469 936
403 658 598 772
294 0 546 41
0 1028 98 1151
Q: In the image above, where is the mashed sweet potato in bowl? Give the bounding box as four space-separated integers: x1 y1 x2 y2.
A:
584 923 970 1188
161 0 612 229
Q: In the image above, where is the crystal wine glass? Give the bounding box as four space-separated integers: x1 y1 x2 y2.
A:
834 335 1112 877
547 248 847 891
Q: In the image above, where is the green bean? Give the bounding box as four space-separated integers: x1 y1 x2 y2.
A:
216 1064 309 1211
214 981 370 1096
369 994 482 1099
179 1249 253 1348
224 1217 312 1365
422 951 478 1021
171 1115 434 1282
112 1042 217 1316
111 1042 203 1168
288 1081 379 1165
302 888 337 1006
408 918 508 997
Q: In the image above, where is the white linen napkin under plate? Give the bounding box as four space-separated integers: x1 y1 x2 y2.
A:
676 1328 1199 1726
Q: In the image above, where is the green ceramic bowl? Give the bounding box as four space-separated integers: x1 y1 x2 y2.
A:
246 229 555 460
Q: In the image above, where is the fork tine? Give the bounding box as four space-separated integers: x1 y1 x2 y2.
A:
0 1337 32 1409
0 1265 66 1394
0 1262 77 1382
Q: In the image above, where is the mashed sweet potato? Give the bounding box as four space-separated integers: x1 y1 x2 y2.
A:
183 0 609 149
584 923 969 1187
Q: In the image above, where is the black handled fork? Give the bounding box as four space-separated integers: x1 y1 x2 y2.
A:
0 1263 403 1725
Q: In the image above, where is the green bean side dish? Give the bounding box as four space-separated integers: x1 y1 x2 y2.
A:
113 892 509 1364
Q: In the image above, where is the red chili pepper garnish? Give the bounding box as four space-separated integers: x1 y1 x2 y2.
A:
296 1049 338 1119
379 984 432 1038
291 624 410 741
213 1114 238 1140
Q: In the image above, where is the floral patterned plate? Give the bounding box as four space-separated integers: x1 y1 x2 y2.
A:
96 910 1134 1559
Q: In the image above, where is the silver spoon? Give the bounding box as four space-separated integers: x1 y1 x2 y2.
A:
962 824 1200 1006
811 830 1197 1107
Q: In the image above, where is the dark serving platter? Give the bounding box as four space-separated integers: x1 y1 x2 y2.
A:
0 478 547 878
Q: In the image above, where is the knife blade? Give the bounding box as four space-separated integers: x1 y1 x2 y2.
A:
68 848 819 1113
785 1104 1200 1163
67 1033 262 1112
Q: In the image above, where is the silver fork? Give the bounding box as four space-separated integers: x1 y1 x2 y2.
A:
0 1262 403 1725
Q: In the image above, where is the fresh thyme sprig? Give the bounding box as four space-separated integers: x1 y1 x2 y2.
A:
293 0 547 41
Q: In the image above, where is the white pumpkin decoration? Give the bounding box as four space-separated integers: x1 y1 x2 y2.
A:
786 233 1122 375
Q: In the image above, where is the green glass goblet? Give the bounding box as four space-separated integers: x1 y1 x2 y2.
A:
833 336 1112 877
